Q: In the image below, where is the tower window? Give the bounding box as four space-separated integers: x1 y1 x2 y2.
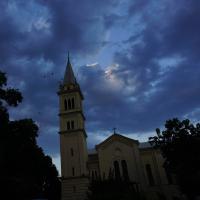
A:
68 99 72 109
67 120 75 130
145 164 155 186
114 161 121 180
64 99 68 110
72 167 75 176
72 97 75 109
70 148 74 156
121 160 129 181
65 98 75 110
67 121 70 130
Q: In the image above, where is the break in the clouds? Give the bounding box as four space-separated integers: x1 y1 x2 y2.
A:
1 0 200 164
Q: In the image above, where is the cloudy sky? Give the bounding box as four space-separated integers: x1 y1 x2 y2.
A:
1 0 200 172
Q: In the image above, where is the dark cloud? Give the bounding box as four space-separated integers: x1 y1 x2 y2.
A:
0 0 200 162
110 0 200 131
70 0 200 136
0 0 121 156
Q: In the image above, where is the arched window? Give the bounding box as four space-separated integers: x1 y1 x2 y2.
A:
121 160 129 181
67 121 70 130
71 121 74 129
64 99 68 110
145 164 155 186
68 99 72 109
72 98 75 109
114 161 121 180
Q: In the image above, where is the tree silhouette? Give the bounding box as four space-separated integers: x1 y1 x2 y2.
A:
86 179 142 200
0 71 61 200
86 170 142 200
149 118 200 200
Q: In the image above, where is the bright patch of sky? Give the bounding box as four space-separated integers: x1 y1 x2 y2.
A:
105 63 119 76
183 108 200 124
96 20 143 67
86 62 99 67
52 154 61 175
158 55 185 75
74 0 143 69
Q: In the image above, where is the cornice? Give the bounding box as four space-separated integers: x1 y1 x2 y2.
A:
57 88 84 100
59 129 87 138
59 110 86 120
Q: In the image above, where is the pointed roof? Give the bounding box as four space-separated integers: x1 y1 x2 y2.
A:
63 53 77 85
95 133 139 150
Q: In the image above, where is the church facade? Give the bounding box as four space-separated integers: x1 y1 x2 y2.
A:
58 58 182 200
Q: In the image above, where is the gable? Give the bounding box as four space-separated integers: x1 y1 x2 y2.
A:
95 133 139 150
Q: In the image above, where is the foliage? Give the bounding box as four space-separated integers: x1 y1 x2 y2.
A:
149 118 200 200
86 178 142 200
0 71 61 200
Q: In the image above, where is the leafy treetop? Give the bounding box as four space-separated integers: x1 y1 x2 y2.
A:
149 118 200 200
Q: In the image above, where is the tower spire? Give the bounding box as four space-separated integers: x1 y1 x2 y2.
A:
63 52 77 85
67 51 70 63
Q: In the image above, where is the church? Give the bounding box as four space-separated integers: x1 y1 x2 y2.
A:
58 57 182 200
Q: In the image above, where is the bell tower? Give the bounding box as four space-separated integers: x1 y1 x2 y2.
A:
58 55 88 200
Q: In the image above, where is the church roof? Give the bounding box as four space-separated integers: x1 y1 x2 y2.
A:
63 54 77 85
95 133 139 150
89 134 152 154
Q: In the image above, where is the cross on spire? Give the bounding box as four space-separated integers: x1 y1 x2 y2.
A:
113 127 117 134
